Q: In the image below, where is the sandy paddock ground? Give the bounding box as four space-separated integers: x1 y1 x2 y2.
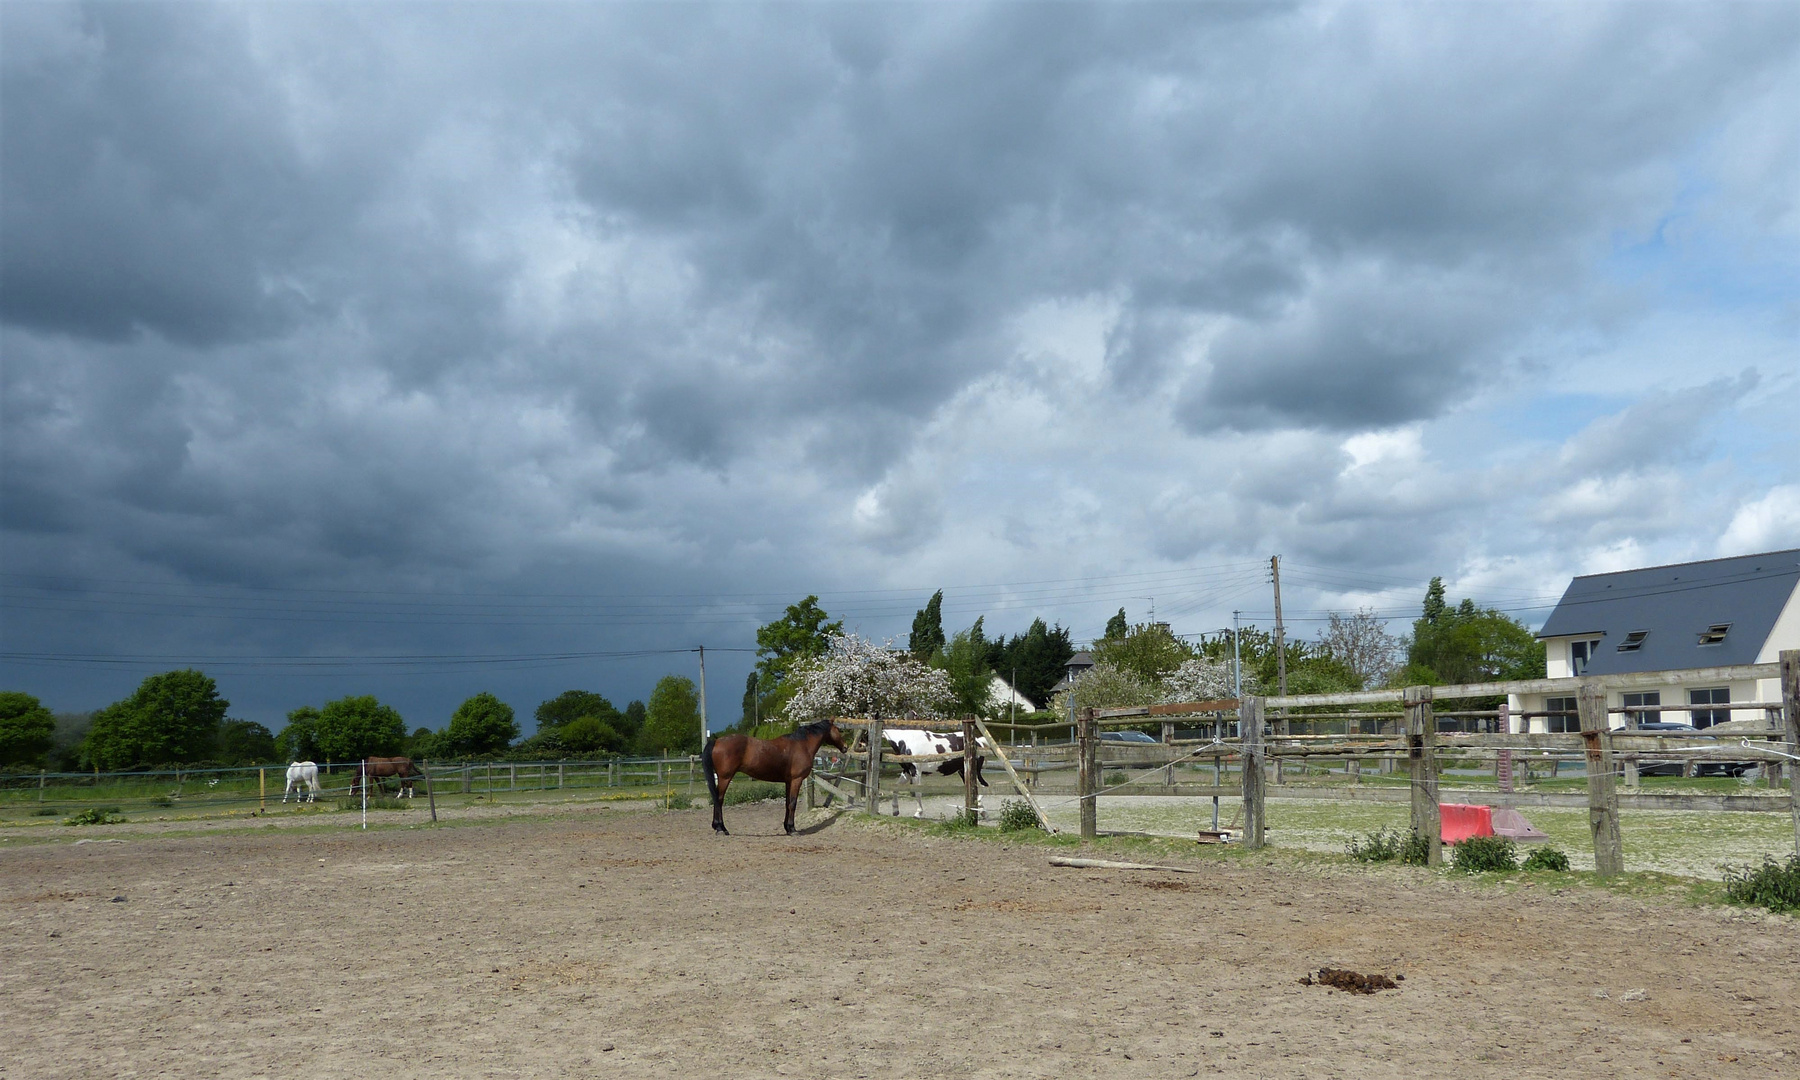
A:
2 800 1796 1079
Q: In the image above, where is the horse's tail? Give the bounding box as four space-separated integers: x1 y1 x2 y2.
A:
702 739 720 804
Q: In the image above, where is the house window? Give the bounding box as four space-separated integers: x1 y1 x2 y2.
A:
1616 631 1649 652
1545 696 1580 733
1622 691 1661 726
1570 639 1602 675
1696 624 1730 645
1689 687 1729 729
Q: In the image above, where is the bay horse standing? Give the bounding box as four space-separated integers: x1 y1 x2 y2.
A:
704 719 846 835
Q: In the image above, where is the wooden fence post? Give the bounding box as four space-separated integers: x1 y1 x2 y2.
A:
258 767 266 811
865 717 884 814
1577 680 1625 876
1495 702 1511 794
1077 708 1098 839
424 765 437 823
1406 685 1441 867
462 766 472 794
962 719 979 819
1161 721 1175 787
1240 697 1265 849
1346 715 1361 784
1781 649 1799 858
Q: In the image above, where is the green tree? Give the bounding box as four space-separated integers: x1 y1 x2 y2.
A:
50 711 94 771
444 692 519 757
275 706 321 761
751 596 843 724
909 590 947 659
622 700 647 745
1402 581 1544 685
1092 622 1196 684
215 719 277 764
1104 608 1129 641
0 691 57 767
933 619 995 716
84 670 229 770
313 695 406 761
639 675 701 754
534 690 621 733
988 618 1076 709
405 726 444 759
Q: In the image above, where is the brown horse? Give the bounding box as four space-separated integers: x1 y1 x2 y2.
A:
704 719 847 835
349 756 420 797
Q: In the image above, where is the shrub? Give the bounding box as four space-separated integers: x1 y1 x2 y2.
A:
1721 855 1800 914
1450 835 1518 874
1521 846 1571 872
1346 828 1403 863
1400 828 1431 866
662 791 694 811
1103 770 1128 788
997 799 1041 832
724 780 782 805
934 807 981 833
63 806 124 826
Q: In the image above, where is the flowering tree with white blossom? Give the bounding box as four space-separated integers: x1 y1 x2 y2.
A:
1157 657 1250 703
784 633 955 726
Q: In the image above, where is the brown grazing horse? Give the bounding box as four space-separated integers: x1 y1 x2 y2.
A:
349 756 420 797
704 719 846 835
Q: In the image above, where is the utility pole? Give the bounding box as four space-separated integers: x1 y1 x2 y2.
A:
697 646 709 745
1231 610 1242 698
1271 554 1288 784
1271 555 1287 697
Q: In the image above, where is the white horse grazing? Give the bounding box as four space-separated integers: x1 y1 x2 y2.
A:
283 761 321 803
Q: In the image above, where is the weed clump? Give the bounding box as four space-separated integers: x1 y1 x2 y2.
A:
63 806 124 826
1346 827 1432 866
1721 854 1800 913
997 799 1041 832
1346 828 1402 863
1521 846 1571 872
933 807 981 833
1450 835 1518 874
661 791 695 811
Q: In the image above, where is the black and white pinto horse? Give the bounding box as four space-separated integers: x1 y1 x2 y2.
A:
283 761 321 803
882 729 989 818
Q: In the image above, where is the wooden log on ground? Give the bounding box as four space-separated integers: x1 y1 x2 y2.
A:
1049 857 1205 874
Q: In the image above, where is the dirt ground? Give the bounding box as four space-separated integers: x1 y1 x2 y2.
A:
2 800 1796 1079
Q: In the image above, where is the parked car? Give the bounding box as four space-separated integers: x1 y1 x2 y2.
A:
1099 730 1159 743
1621 721 1695 776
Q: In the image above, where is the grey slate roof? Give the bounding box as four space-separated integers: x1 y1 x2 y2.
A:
1535 548 1800 674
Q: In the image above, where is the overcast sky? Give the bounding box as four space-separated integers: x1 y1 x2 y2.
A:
3 1 1797 734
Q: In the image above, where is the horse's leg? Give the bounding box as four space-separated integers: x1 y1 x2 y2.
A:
784 775 804 834
912 770 926 819
713 771 733 835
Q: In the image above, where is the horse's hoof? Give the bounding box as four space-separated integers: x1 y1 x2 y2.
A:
713 824 729 835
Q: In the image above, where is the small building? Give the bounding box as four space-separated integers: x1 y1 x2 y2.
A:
985 676 1038 714
1513 548 1800 732
1048 650 1095 697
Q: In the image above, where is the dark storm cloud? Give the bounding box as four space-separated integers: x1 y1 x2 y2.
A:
3 2 1795 724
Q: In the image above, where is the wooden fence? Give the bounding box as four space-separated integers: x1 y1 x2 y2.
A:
825 651 1800 875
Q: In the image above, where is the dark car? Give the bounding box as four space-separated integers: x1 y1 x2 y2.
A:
1621 721 1696 776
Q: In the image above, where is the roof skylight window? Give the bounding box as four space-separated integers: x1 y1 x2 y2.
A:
1697 624 1730 645
1616 631 1649 652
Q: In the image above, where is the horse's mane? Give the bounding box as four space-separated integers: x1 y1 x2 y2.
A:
786 719 837 740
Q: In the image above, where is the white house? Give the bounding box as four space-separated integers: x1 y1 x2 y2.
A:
1512 548 1800 732
986 675 1038 714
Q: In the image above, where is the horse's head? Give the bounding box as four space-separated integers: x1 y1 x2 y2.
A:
822 719 848 752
